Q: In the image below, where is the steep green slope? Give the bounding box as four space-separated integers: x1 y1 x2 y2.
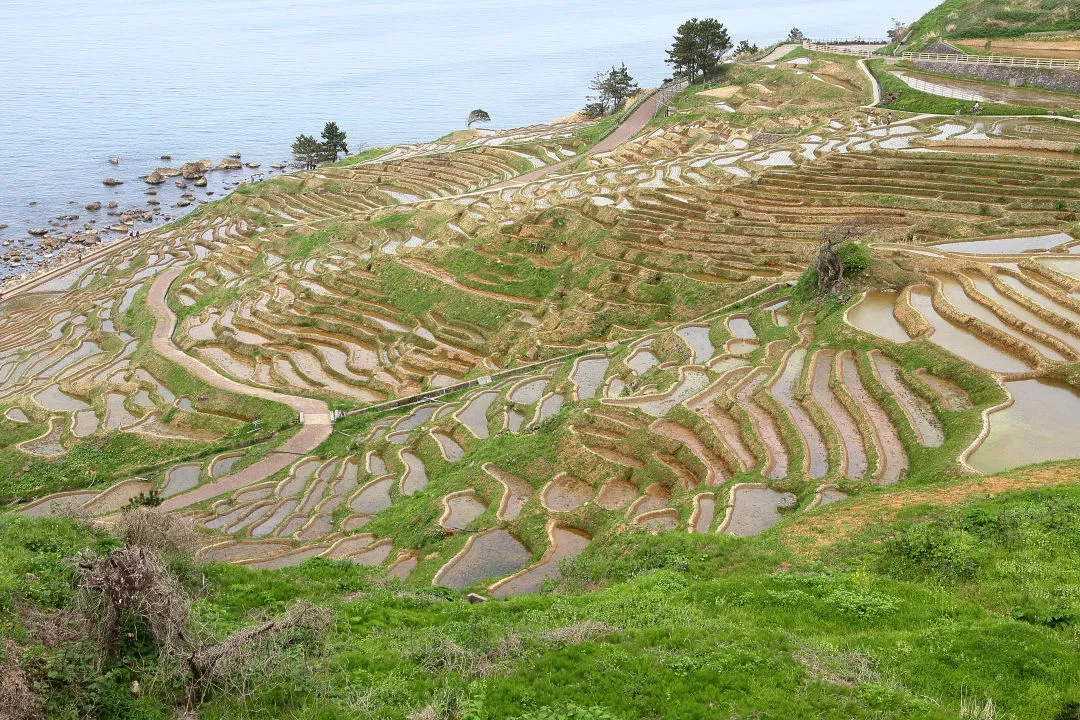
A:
906 0 1080 49
5 478 1080 719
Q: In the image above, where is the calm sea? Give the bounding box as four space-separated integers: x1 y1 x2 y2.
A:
0 0 937 277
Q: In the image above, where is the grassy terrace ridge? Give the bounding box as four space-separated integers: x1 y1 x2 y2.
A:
5 475 1080 719
904 0 1080 50
866 59 1057 115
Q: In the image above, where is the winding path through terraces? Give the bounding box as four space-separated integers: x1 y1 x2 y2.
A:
148 268 333 511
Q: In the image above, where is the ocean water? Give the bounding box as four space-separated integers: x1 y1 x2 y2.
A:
0 0 937 276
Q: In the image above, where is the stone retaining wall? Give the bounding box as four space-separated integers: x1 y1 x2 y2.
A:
914 60 1080 96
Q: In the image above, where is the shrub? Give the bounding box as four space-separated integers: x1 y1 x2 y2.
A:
835 241 870 275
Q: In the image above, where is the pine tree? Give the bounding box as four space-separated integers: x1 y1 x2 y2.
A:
467 109 491 128
291 134 322 170
586 63 640 114
666 18 732 85
319 122 348 163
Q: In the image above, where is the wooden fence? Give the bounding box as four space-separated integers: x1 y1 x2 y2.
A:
802 41 879 58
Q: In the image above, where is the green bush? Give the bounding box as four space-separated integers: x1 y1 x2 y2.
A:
836 242 870 275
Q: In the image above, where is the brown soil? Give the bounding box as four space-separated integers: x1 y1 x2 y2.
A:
779 464 1080 556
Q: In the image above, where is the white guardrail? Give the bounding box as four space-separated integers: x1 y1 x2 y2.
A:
900 51 1080 70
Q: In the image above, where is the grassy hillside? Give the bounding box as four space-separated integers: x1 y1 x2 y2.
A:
906 0 1080 49
5 476 1080 719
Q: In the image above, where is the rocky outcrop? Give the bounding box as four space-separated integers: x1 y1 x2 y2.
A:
180 160 212 179
194 177 208 187
85 201 102 211
28 227 48 236
217 157 242 170
145 171 166 185
102 178 123 186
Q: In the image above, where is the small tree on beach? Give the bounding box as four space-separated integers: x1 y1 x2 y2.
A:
467 109 492 128
319 121 348 162
291 134 322 170
666 18 732 84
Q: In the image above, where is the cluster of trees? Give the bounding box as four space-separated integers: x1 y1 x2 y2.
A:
291 121 349 170
583 63 640 118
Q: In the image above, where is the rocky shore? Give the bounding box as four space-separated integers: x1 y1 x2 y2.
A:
0 153 290 286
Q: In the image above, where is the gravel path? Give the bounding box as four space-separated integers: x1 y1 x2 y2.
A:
148 268 332 511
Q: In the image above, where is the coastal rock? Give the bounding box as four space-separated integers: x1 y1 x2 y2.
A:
175 180 187 189
85 201 101 211
146 190 157 195
102 178 123 186
107 201 118 209
145 171 166 185
175 199 191 208
28 227 48 236
109 224 130 233
216 157 242 170
108 157 119 164
180 160 212 179
147 198 160 205
159 154 172 160
245 161 260 168
193 177 207 187
155 167 182 177
230 152 242 159
120 214 133 224
270 162 286 169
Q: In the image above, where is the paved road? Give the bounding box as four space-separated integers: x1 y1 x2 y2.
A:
488 85 683 191
857 59 882 107
758 44 797 63
147 268 332 511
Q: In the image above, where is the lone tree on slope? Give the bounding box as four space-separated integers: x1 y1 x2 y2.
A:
319 121 349 162
291 134 322 170
467 109 492 128
666 18 732 84
588 63 640 114
787 27 805 43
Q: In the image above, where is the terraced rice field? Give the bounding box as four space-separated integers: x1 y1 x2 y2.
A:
8 53 1080 597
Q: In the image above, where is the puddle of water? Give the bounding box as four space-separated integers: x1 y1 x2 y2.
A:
491 527 590 598
366 452 387 475
685 378 757 472
815 487 849 507
21 491 98 517
162 463 202 497
735 372 788 479
83 480 152 515
967 275 1080 354
691 494 716 533
510 378 549 405
243 545 327 569
619 370 710 418
935 274 1066 361
456 391 497 439
394 404 438 434
483 464 533 520
727 316 757 340
251 500 299 538
442 491 488 530
434 528 532 589
535 393 565 422
542 474 592 512
996 275 1080 327
810 351 867 479
909 287 1030 373
278 458 321 497
72 409 99 437
724 486 797 537
505 409 524 432
387 555 419 580
969 379 1080 474
572 357 610 400
400 451 429 496
871 353 944 448
846 292 909 343
637 508 680 531
840 353 907 485
349 475 394 515
627 483 670 516
770 349 828 478
5 407 29 423
34 384 91 412
432 432 464 461
627 349 660 375
934 233 1074 255
677 326 715 364
594 479 637 510
726 339 759 356
211 453 242 477
915 370 972 411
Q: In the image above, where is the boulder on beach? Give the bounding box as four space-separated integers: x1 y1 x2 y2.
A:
175 199 191 208
85 201 102 211
147 198 160 205
107 201 118 209
270 162 286 169
180 159 212 179
108 157 119 165
145 171 166 185
175 180 187 189
193 177 207 187
28 227 48 236
230 152 242 159
102 178 123 186
216 157 242 170
155 167 182 177
160 154 172 160
245 161 260 168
